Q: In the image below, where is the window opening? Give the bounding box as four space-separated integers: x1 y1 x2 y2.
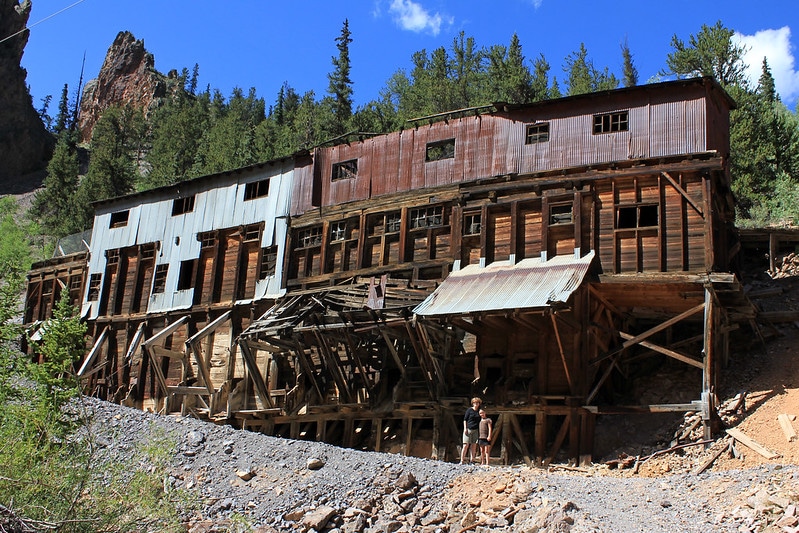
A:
140 242 157 259
198 231 216 249
617 204 659 229
525 123 550 144
87 274 102 301
409 206 444 229
297 226 323 248
243 224 262 242
259 246 278 279
152 264 168 294
549 204 573 225
177 260 195 291
464 213 482 235
105 248 120 266
425 139 455 162
69 275 82 290
244 178 270 200
332 159 358 181
109 210 129 228
171 195 196 216
385 212 401 233
593 111 628 134
330 221 347 242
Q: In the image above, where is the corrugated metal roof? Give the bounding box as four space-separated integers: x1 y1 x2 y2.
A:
414 251 595 316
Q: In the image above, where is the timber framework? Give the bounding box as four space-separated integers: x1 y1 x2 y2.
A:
25 77 757 465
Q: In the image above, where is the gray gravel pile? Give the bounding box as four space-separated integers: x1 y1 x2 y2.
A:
79 397 799 532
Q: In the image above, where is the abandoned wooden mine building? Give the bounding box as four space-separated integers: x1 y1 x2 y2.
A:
24 76 750 465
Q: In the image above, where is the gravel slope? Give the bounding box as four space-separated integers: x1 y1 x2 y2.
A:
82 396 799 532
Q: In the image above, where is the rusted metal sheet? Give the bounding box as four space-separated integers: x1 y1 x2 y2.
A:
414 251 594 316
290 79 729 217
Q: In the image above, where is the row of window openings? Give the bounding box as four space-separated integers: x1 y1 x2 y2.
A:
88 246 278 301
89 205 657 301
108 179 270 228
330 112 629 180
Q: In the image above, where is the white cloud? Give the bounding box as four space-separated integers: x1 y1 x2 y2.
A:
388 0 451 36
735 26 799 106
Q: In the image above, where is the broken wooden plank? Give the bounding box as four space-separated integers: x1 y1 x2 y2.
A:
725 428 780 459
691 438 731 475
777 414 797 442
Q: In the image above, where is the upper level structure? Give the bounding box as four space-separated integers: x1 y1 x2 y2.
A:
82 158 295 321
286 77 736 289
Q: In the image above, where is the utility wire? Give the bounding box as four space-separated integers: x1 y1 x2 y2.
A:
0 0 88 45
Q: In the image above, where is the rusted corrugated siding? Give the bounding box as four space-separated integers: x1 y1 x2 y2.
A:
414 251 594 316
293 79 723 216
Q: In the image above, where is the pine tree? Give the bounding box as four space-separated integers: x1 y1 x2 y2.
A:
32 131 81 238
53 84 71 134
327 19 353 136
530 54 552 101
663 20 747 87
621 38 638 87
564 44 594 96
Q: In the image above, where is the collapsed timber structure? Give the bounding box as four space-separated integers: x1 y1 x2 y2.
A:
24 77 753 465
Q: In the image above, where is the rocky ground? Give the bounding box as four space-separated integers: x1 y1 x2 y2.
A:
74 255 799 532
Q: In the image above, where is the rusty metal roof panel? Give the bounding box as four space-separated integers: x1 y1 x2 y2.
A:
414 251 595 316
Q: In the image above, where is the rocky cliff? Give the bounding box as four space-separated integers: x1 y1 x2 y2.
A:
78 31 177 142
0 0 54 186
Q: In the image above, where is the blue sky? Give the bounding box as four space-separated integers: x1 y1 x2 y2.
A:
16 0 799 114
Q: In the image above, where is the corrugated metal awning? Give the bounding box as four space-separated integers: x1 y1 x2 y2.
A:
414 251 595 317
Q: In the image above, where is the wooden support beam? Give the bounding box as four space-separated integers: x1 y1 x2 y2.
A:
238 339 274 409
550 314 574 393
78 326 109 377
544 414 571 467
142 316 189 347
617 332 703 369
662 172 703 218
507 414 533 468
591 302 706 365
313 328 354 403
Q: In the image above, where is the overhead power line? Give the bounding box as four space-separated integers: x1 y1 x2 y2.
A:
0 0 88 45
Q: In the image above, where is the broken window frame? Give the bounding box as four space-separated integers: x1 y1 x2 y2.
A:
259 245 278 279
425 139 456 162
243 224 262 243
385 212 401 234
525 122 550 144
332 159 358 181
330 221 347 242
593 111 629 134
152 264 168 294
409 206 445 229
463 213 482 236
243 178 270 200
171 195 196 216
296 226 323 249
549 203 574 226
87 274 102 301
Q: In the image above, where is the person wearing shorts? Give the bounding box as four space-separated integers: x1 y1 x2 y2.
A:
460 397 482 464
478 409 493 465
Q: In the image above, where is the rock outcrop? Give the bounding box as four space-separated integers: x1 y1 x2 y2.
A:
78 31 176 142
0 0 54 186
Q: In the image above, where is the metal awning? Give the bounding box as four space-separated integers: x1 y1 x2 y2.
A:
414 251 595 317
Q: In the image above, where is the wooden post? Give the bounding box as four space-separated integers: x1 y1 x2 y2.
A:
702 288 714 441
